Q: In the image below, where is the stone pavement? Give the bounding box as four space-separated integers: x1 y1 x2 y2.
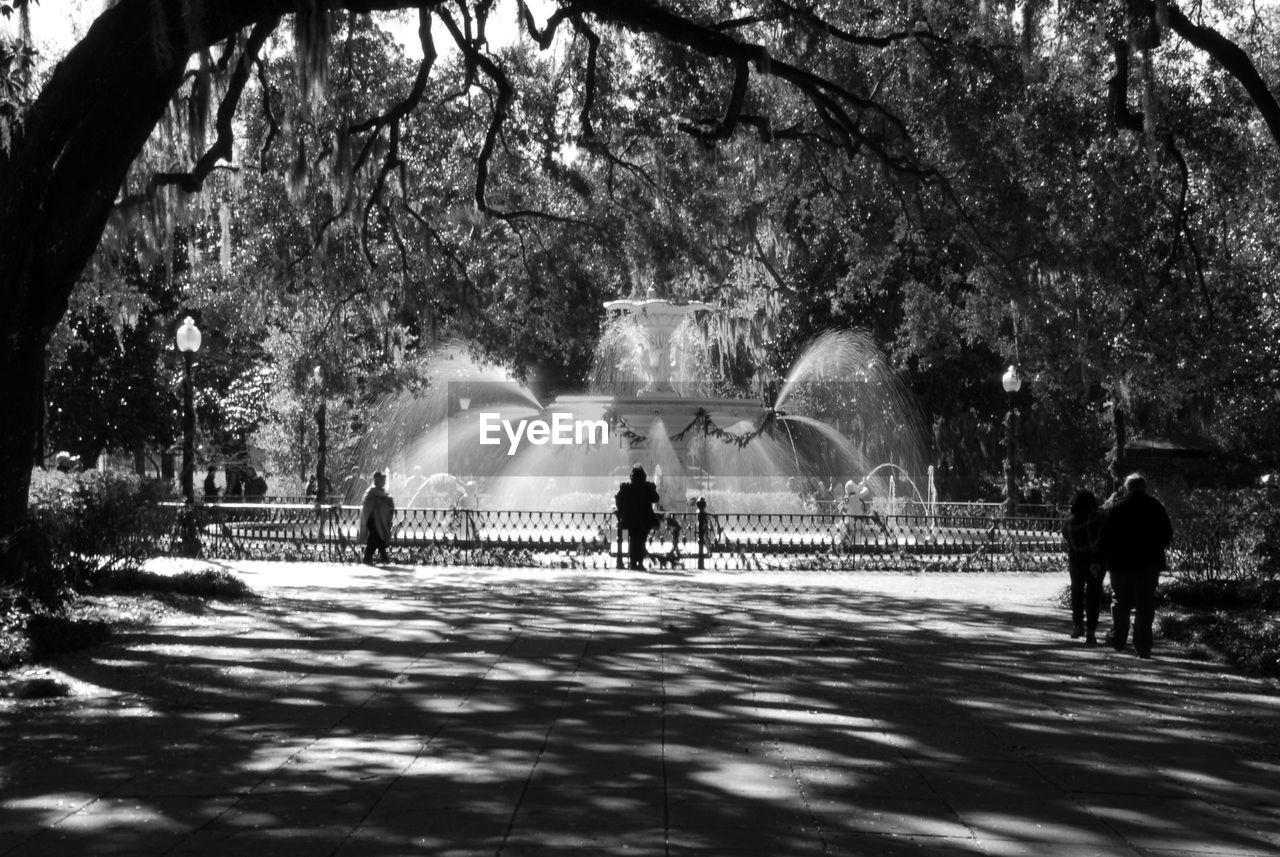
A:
2 561 1278 857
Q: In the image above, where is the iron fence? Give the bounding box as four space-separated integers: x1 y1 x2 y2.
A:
172 501 1080 571
157 499 1266 577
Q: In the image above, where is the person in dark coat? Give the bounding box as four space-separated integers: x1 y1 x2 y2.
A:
615 464 660 571
244 468 268 500
203 466 220 499
1062 490 1104 644
1096 473 1173 658
359 471 395 565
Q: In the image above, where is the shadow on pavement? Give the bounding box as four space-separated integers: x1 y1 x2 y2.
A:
2 566 1278 856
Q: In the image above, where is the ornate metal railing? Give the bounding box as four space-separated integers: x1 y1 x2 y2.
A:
176 501 1076 571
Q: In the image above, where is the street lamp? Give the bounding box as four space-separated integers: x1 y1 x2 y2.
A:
1001 365 1021 517
175 317 202 504
312 365 327 502
176 316 202 556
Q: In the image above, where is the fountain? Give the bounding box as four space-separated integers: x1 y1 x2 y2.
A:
348 288 930 513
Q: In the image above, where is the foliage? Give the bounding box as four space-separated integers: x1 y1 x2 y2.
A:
1168 486 1280 582
0 587 29 667
1159 606 1280 678
399 546 538 567
1053 582 1114 612
1161 578 1280 612
94 566 255 600
24 612 113 657
45 246 184 466
0 0 34 152
7 2 1280 591
26 468 176 598
1156 480 1280 676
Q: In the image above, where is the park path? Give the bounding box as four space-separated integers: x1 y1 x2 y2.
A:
2 562 1279 856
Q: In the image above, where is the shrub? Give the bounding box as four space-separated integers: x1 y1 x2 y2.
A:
25 613 113 657
1053 582 1114 610
95 567 255 600
27 468 176 594
1158 609 1280 678
1159 578 1280 611
1169 485 1280 583
1 588 33 668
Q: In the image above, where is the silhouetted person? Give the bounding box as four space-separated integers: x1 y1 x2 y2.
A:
359 471 395 565
244 468 268 500
203 466 219 499
1097 473 1173 658
615 464 660 571
1062 490 1103 644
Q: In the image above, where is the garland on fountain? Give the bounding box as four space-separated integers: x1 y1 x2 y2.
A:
606 408 777 449
671 408 777 448
608 414 650 448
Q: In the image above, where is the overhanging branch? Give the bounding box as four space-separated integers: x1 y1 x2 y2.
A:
150 17 280 194
1165 3 1280 152
573 0 924 176
438 6 512 217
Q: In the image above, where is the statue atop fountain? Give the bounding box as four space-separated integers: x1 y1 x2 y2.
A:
602 286 712 394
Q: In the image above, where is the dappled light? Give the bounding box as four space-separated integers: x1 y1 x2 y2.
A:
3 566 1279 855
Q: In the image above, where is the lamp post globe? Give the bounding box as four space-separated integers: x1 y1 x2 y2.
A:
1002 365 1021 394
176 316 202 354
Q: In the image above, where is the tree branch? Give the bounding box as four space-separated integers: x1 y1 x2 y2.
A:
1165 2 1280 152
519 0 581 48
768 0 944 49
678 55 751 141
573 0 924 175
255 57 279 168
571 16 599 140
350 7 438 139
1108 38 1145 133
438 6 512 217
150 16 280 193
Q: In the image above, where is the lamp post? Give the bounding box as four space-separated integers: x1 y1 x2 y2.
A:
175 317 202 503
312 365 327 502
1001 364 1021 517
175 317 202 555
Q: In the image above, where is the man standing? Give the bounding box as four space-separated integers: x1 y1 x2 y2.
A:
1097 473 1173 658
615 464 660 571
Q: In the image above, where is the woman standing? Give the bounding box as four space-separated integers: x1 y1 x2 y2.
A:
1062 490 1104 644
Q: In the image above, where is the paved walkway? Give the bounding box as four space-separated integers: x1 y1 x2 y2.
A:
2 562 1278 856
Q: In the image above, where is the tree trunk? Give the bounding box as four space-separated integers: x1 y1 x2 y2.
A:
0 1 224 580
0 0 438 580
0 340 47 578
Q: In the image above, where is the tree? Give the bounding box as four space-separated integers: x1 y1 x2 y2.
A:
5 0 1280 580
43 252 183 469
